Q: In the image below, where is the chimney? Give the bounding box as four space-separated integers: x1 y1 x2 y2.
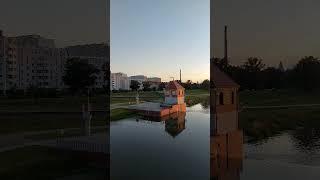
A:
180 69 181 83
224 25 228 63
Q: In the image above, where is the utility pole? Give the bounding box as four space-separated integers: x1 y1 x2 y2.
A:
224 25 228 64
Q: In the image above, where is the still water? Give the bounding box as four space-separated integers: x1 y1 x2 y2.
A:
242 131 320 179
110 104 210 180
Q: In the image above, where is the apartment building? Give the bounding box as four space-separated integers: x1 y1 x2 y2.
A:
65 43 109 89
0 31 108 91
111 72 130 90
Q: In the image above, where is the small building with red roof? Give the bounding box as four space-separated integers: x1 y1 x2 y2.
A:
164 80 185 105
128 80 186 117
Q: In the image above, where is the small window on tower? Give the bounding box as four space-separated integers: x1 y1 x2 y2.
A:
219 92 224 105
231 91 235 104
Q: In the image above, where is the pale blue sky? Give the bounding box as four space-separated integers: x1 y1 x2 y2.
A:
111 0 209 82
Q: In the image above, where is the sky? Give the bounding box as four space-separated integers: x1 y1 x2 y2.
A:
213 0 320 68
111 0 210 82
0 0 108 47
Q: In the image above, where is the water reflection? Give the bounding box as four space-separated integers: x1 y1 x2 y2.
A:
210 109 243 180
111 104 209 179
136 112 187 138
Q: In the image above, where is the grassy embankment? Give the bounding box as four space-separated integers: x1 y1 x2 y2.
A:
238 89 320 143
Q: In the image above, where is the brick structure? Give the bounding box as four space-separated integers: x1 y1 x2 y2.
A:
210 64 243 179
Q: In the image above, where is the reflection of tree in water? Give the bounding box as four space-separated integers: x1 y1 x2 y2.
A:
290 124 320 153
200 97 210 109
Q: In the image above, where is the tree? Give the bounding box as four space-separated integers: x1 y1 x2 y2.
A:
63 58 99 95
142 81 151 91
201 79 210 90
130 80 140 91
158 82 166 91
241 57 265 89
182 80 193 90
293 56 320 91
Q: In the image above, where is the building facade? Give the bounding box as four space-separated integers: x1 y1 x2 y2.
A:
110 72 130 90
0 31 108 91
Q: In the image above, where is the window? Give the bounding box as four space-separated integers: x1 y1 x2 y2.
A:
231 91 235 104
172 90 176 95
219 92 224 105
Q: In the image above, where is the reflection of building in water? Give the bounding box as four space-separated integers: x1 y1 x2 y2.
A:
210 64 243 180
165 112 186 137
139 112 186 137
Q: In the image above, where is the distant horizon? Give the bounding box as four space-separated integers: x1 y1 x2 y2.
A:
110 70 208 83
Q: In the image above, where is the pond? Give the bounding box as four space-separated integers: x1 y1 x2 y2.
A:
213 108 320 180
110 104 210 180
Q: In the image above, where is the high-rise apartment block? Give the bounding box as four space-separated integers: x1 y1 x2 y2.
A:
0 31 108 91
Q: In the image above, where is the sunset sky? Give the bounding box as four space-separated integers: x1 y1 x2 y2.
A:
213 0 320 68
111 0 210 82
0 0 108 47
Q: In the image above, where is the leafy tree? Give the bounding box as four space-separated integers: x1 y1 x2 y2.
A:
201 79 210 90
142 81 151 91
158 82 166 91
63 58 99 95
241 57 265 89
130 80 140 91
183 80 193 90
293 56 320 91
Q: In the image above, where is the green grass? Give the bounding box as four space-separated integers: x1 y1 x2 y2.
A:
239 106 320 143
0 145 107 179
239 89 320 106
0 95 108 112
111 108 137 121
0 112 107 135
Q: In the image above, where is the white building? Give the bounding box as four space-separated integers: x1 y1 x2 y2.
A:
147 77 161 83
111 72 130 90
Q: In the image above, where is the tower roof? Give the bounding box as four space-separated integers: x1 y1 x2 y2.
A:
165 81 184 90
211 64 239 88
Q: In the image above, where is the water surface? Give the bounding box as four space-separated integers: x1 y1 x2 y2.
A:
110 104 210 180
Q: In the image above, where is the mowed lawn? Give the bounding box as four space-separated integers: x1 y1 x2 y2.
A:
111 89 209 104
239 89 320 106
0 112 107 135
0 95 108 112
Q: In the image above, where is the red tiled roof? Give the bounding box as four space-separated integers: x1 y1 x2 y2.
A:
211 64 239 88
165 81 185 90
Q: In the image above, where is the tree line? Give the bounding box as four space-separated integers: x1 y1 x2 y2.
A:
212 56 320 91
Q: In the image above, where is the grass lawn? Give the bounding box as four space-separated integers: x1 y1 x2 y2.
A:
0 112 107 135
0 145 107 180
239 89 320 106
110 108 137 121
0 95 108 112
239 106 320 143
